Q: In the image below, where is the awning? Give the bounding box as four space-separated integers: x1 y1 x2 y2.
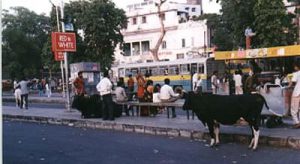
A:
215 45 300 60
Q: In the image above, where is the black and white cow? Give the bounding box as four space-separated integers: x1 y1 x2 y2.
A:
183 92 272 150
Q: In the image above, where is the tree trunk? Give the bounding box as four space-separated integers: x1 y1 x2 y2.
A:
150 0 167 62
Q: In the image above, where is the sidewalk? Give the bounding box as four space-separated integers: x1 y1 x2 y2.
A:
2 105 300 150
2 94 66 104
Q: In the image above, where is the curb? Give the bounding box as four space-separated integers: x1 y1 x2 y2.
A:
3 114 300 150
2 97 65 104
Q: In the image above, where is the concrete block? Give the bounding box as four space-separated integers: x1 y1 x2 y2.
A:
123 124 134 132
156 128 167 136
113 124 124 131
167 129 180 137
191 131 205 139
287 137 300 150
144 127 156 135
86 121 96 128
179 130 192 138
134 125 144 133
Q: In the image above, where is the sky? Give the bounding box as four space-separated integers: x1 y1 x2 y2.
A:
2 0 221 15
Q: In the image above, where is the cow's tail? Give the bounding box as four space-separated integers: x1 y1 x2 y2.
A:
259 94 283 117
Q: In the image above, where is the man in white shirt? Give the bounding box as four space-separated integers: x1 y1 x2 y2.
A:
97 71 114 121
233 71 243 95
160 78 180 118
18 78 30 109
290 63 300 128
192 72 198 91
211 71 218 94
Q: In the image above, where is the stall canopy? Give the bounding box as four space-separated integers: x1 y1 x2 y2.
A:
215 45 300 60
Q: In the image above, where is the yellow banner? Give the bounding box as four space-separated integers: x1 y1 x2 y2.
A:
215 45 300 60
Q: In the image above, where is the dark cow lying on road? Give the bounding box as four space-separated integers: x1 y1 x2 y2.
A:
183 92 273 150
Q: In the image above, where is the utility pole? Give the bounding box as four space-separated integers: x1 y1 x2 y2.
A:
49 0 66 98
60 0 71 111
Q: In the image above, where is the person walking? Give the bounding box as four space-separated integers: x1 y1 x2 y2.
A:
233 70 243 95
97 71 114 121
14 85 21 107
289 63 300 128
18 77 30 109
211 71 218 94
37 81 43 96
73 72 85 96
160 78 180 118
45 82 51 98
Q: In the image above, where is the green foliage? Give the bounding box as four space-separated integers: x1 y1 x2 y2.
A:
254 0 297 47
205 0 297 50
2 7 51 79
64 0 127 70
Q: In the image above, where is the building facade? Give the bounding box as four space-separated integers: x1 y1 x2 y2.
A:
114 0 211 65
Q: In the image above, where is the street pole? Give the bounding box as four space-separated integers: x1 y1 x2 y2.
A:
60 0 71 111
50 0 66 98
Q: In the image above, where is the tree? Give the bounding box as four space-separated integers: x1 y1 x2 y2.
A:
253 0 297 47
63 0 127 70
150 0 167 61
193 13 234 51
220 0 257 49
2 7 51 79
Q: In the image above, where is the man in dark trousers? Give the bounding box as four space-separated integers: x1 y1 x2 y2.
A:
96 71 114 121
18 77 30 109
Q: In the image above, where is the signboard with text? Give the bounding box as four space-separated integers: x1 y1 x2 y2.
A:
52 32 76 52
54 51 64 61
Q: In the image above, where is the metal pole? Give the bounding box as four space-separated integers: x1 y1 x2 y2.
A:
55 5 66 98
60 0 71 111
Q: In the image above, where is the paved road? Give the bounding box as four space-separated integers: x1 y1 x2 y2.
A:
4 121 300 164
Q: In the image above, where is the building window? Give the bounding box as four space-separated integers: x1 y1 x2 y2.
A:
192 8 196 12
132 42 140 55
182 39 186 48
142 16 147 23
141 41 150 54
123 43 131 56
132 17 137 25
162 41 167 49
177 53 184 59
185 7 189 11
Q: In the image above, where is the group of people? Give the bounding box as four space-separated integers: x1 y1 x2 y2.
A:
116 73 181 118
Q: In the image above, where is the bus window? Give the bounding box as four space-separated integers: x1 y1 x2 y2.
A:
180 64 190 74
140 67 148 75
198 64 204 74
191 63 197 74
118 68 125 77
150 67 159 76
131 68 138 76
125 69 131 76
158 66 167 75
169 65 179 75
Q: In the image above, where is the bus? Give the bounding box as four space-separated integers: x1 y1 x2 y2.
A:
113 57 226 92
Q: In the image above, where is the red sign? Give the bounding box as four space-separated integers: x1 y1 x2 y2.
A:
54 51 64 61
52 32 76 52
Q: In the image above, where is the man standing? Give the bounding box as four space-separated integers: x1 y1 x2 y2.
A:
290 63 300 128
211 71 218 94
127 74 135 100
18 77 30 109
97 71 114 121
160 78 180 118
73 72 85 96
233 70 243 95
192 72 198 91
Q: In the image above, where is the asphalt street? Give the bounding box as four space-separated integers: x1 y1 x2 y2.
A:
3 121 300 164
